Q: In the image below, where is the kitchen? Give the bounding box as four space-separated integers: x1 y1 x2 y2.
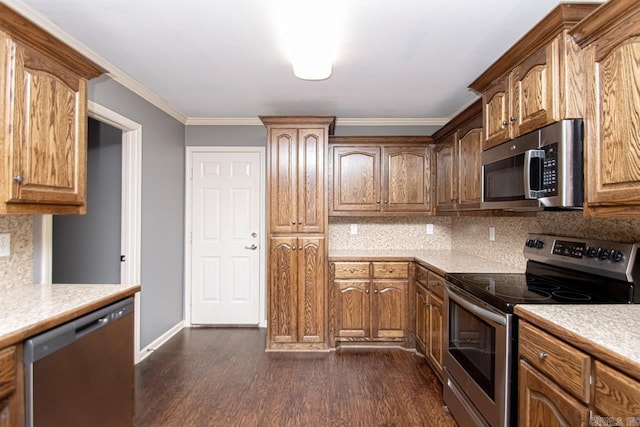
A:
1 0 640 426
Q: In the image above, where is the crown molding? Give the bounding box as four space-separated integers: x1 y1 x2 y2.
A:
186 117 449 126
3 0 188 124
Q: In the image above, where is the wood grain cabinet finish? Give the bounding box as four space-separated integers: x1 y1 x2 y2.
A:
518 318 640 425
330 261 409 347
415 282 428 354
469 3 599 150
427 292 444 379
329 136 434 216
261 116 335 351
432 99 483 213
571 0 640 217
0 6 104 214
414 263 445 381
269 236 325 348
0 345 24 427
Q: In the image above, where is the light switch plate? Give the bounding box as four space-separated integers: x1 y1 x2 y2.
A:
0 233 10 257
426 224 434 235
350 224 358 235
489 227 496 241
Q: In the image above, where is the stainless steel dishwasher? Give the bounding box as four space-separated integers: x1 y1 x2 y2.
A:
24 297 134 427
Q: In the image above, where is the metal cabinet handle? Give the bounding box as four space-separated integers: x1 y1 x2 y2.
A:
292 220 296 224
298 220 302 224
502 119 509 126
13 175 22 183
244 244 258 250
292 246 297 251
538 352 549 360
365 289 370 294
510 116 517 122
388 268 394 273
384 200 388 204
374 289 379 294
376 200 381 204
349 268 355 273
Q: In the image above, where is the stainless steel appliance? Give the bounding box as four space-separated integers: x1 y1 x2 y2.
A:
24 297 134 427
482 119 583 210
443 234 639 427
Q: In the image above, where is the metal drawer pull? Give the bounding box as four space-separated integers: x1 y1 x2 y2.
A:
538 352 549 360
13 175 22 183
388 268 394 273
349 268 355 273
292 220 296 224
292 246 296 251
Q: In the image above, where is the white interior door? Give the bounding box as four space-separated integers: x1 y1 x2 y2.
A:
190 150 262 325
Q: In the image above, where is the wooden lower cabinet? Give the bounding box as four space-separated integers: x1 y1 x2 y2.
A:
0 345 24 427
330 261 409 346
268 236 326 350
519 360 590 427
415 283 428 353
415 263 445 381
427 292 444 379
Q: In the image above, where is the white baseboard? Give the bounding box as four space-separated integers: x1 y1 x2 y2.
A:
136 321 184 364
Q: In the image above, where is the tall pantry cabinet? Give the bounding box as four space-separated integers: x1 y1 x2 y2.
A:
260 116 336 350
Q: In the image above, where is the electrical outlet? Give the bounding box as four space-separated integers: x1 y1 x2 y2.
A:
350 224 358 235
489 227 496 242
426 224 434 235
0 233 10 257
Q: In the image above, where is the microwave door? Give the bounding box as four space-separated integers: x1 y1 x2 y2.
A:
523 149 545 199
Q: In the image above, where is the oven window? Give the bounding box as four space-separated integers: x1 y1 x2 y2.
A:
448 300 496 399
484 155 525 201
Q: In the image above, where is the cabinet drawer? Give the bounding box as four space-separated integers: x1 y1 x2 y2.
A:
594 361 640 418
415 264 428 286
334 262 370 279
519 321 590 403
372 262 408 279
428 271 445 299
0 346 16 401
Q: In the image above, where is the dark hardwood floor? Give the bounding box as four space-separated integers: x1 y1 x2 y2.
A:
135 328 458 427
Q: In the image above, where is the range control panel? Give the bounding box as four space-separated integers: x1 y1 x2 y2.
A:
524 234 639 283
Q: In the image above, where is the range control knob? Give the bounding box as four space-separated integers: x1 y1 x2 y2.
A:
612 250 625 263
585 246 597 258
535 240 545 249
600 249 611 260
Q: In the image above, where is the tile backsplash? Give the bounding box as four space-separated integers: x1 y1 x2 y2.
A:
0 215 33 291
332 211 640 271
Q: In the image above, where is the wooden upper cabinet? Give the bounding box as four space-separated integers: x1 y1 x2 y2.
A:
432 99 483 212
571 1 640 217
382 146 432 213
0 6 105 214
329 136 433 216
469 3 600 150
435 134 456 212
262 116 335 233
331 146 381 213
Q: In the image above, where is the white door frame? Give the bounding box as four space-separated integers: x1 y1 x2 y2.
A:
184 146 266 328
37 100 143 362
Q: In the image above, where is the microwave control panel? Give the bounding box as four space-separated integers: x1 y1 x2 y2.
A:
541 143 558 196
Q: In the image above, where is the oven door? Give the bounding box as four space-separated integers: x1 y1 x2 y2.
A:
443 282 511 427
481 130 543 210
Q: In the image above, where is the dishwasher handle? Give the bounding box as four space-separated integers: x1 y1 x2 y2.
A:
24 297 134 364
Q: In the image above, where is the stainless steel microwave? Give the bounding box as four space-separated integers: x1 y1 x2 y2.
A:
481 119 584 210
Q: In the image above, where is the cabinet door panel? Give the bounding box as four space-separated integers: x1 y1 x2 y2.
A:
382 146 431 213
519 360 590 427
483 76 510 149
10 41 86 205
269 237 297 344
335 280 370 338
457 128 482 208
372 280 406 339
585 38 640 209
297 129 325 233
415 285 428 353
593 361 640 418
512 41 558 136
436 135 456 211
428 293 444 377
297 237 325 343
331 146 380 213
269 129 297 233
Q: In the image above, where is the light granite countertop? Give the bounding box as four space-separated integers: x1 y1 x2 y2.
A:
0 283 140 348
329 249 523 275
515 304 640 378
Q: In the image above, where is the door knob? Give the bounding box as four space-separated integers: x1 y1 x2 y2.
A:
244 244 258 250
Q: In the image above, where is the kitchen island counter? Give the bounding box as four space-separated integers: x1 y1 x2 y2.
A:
0 283 140 348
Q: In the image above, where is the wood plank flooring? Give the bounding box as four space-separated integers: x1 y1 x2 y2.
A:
135 328 458 427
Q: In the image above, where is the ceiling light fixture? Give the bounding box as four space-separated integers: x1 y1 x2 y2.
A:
275 0 347 81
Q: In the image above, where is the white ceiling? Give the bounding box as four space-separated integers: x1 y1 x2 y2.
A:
12 0 602 123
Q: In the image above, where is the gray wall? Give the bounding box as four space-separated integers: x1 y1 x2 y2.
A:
52 118 122 284
89 76 185 349
185 124 442 147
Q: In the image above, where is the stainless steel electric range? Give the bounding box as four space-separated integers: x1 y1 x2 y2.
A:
442 234 640 427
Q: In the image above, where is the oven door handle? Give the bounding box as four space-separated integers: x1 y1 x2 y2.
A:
523 149 545 199
446 285 506 326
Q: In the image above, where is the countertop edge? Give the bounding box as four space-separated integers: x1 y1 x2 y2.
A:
514 305 640 381
0 285 140 349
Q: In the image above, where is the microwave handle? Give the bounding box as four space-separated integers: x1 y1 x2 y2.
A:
523 149 545 199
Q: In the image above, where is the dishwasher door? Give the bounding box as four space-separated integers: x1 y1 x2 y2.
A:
24 297 134 427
